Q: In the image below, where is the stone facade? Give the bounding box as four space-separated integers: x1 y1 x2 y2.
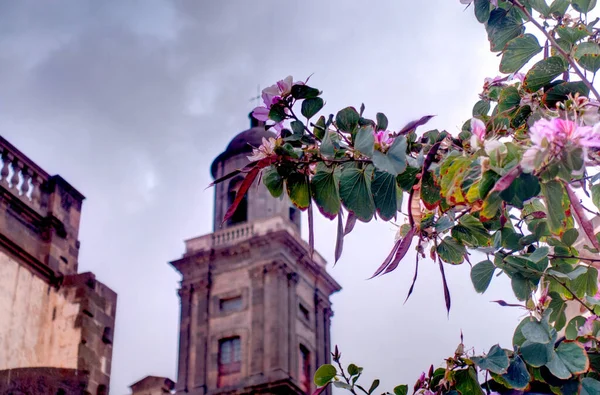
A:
170 118 341 395
0 135 117 395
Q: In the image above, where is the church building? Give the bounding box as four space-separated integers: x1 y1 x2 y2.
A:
166 115 341 394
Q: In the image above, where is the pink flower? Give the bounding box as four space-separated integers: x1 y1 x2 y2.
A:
521 118 600 172
470 118 486 149
373 130 393 150
578 315 597 337
252 106 270 122
247 137 278 162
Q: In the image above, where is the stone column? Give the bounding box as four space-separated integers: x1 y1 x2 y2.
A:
176 284 193 393
249 265 265 376
192 278 211 393
288 273 299 381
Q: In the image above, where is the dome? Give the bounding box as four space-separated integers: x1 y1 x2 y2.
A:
210 126 276 178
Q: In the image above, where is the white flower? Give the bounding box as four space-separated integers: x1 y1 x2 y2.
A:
247 137 277 162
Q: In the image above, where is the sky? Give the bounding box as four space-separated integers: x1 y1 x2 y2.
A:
0 1 529 393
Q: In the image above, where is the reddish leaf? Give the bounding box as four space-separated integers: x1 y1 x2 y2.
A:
422 141 442 174
397 115 436 135
222 158 273 224
438 257 451 315
566 183 600 252
334 212 344 264
344 211 357 235
369 227 415 279
490 165 521 194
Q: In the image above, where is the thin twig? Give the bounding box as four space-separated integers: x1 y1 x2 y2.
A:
548 274 596 315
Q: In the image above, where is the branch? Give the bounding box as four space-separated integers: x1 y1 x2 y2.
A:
510 0 600 101
548 274 596 315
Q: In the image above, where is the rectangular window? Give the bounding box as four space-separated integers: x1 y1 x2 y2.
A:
299 303 310 322
220 296 243 313
299 345 311 393
218 337 242 387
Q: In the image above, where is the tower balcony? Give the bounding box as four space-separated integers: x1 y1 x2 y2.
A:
183 215 327 267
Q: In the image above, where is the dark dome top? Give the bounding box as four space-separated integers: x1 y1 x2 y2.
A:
210 126 276 178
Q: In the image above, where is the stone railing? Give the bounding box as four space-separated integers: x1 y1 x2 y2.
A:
0 136 49 215
184 215 327 266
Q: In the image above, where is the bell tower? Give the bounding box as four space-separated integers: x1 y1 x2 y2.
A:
170 115 341 395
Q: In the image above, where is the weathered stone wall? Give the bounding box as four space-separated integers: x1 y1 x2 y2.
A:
0 250 81 370
0 367 89 395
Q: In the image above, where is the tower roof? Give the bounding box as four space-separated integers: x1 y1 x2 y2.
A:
210 122 276 179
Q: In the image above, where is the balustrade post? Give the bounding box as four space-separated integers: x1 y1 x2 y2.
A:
1 151 11 188
20 168 31 198
10 159 21 191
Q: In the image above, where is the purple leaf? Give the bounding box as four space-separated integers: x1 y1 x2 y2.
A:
491 300 526 308
334 212 344 264
490 165 521 194
397 115 435 135
566 183 600 251
404 253 420 304
438 257 451 315
368 227 415 279
344 211 358 235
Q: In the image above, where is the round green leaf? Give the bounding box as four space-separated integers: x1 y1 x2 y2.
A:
502 355 531 390
581 377 600 395
437 236 466 264
565 316 587 340
455 367 484 395
339 163 375 222
371 170 398 221
471 260 496 293
485 9 525 53
336 107 360 133
314 364 337 387
522 320 551 344
575 42 600 73
521 341 553 367
286 173 310 210
263 167 284 198
474 0 492 23
372 137 407 176
500 34 543 73
393 385 408 395
355 125 375 157
546 341 589 379
472 344 510 374
523 56 568 93
572 0 597 13
311 163 341 219
301 97 324 119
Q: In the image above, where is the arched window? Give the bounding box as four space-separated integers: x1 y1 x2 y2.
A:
218 337 242 387
299 344 311 393
227 177 247 225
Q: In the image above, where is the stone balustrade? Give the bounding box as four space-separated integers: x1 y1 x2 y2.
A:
0 136 49 215
184 215 326 266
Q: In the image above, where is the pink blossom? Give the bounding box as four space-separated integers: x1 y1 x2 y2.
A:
578 315 598 337
373 130 393 150
512 72 525 83
247 137 278 162
252 106 270 122
521 118 600 172
470 118 486 149
262 75 294 108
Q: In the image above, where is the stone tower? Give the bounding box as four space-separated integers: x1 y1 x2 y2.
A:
170 115 341 394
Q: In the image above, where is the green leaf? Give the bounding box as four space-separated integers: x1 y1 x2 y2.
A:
339 163 375 222
371 136 407 176
454 367 484 395
336 107 360 133
367 379 380 394
521 341 553 367
581 377 600 395
355 125 375 157
513 317 531 347
347 363 360 376
542 81 589 108
565 316 587 340
291 84 320 99
541 180 566 235
497 86 521 114
314 364 337 386
472 344 510 374
502 356 531 390
592 184 600 209
512 273 534 301
571 0 597 13
475 0 492 23
396 167 420 191
529 0 551 16
523 56 567 92
313 115 326 140
556 24 590 45
268 103 286 122
549 0 569 16
471 260 496 293
263 166 284 197
545 341 589 379
437 236 466 264
393 385 408 395
522 320 551 344
459 214 491 246
301 97 324 119
562 228 579 246
575 42 600 73
376 112 388 131
286 173 310 210
570 266 599 298
311 163 341 219
473 100 491 117
500 34 543 73
485 9 525 53
548 291 568 330
481 191 503 221
372 170 398 221
528 246 549 263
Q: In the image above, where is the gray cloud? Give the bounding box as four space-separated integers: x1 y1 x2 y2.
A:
0 1 523 393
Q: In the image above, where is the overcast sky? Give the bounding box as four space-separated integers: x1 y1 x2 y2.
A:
0 1 529 393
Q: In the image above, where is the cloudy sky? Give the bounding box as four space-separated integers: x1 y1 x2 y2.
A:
0 1 529 393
